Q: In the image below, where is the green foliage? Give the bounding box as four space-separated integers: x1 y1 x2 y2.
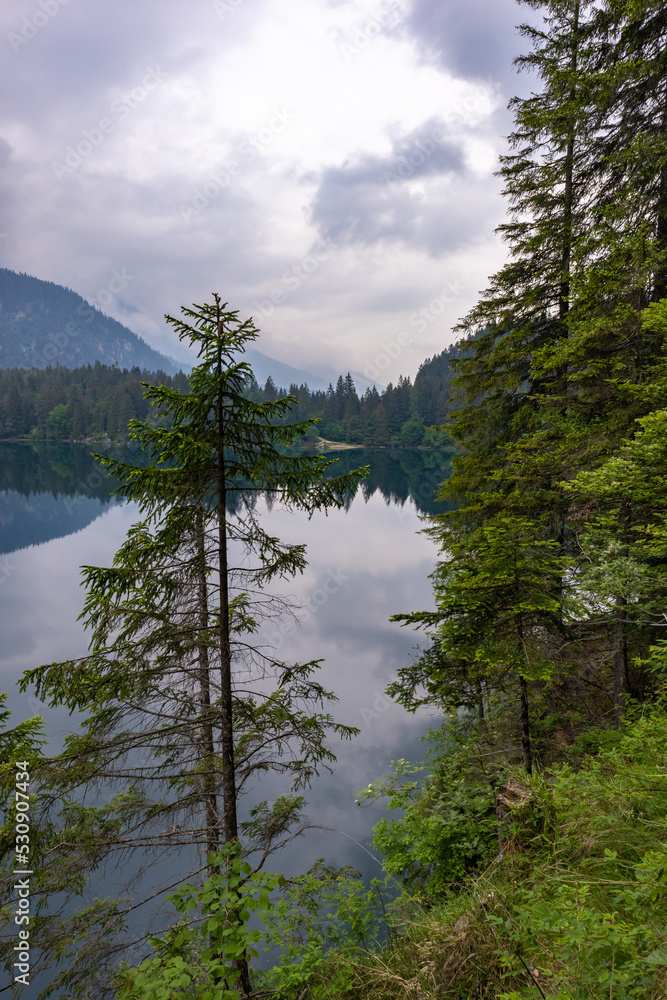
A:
7 1 667 997
45 402 71 439
117 843 284 1000
117 853 391 1000
4 296 365 997
487 710 667 999
0 362 189 441
272 712 667 1000
0 336 464 448
565 406 667 615
421 424 453 449
362 731 500 897
259 859 388 998
398 412 425 447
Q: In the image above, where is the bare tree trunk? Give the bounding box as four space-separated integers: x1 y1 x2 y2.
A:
195 501 220 867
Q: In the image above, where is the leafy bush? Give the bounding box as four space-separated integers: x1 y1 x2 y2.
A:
116 844 283 1000
362 725 502 898
259 860 389 997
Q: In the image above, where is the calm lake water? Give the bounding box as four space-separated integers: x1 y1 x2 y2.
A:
0 442 451 981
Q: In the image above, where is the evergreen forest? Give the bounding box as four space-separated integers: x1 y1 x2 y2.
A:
3 1 667 998
0 345 459 448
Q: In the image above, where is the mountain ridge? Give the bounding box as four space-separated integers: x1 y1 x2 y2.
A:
0 268 184 374
0 268 383 393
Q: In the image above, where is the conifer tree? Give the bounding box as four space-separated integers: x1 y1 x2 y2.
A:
393 516 571 773
3 296 366 998
393 0 667 745
451 0 598 517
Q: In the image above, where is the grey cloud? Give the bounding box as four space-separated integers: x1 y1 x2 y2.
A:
309 117 467 251
400 0 527 87
1 0 263 142
0 0 517 372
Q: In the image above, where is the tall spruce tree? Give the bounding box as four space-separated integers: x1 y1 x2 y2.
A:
2 296 366 999
392 0 667 748
449 0 598 525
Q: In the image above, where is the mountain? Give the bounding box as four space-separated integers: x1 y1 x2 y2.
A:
0 268 382 394
244 347 382 395
0 269 183 374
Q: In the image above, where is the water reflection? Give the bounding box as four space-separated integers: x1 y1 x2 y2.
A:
0 443 453 556
0 443 445 890
0 442 121 556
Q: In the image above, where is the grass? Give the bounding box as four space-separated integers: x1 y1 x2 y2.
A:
287 708 667 1000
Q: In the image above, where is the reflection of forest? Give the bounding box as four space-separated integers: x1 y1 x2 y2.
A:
0 442 124 556
0 443 453 556
323 447 454 517
0 441 123 499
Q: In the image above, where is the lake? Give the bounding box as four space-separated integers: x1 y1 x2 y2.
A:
0 442 451 980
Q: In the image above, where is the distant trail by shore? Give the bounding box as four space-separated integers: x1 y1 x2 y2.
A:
316 437 362 452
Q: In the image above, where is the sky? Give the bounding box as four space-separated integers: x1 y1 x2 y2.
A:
0 0 538 383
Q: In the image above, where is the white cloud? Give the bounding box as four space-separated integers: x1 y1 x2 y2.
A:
0 0 525 380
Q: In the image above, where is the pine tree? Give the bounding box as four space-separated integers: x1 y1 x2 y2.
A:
392 0 667 747
448 0 599 528
591 0 667 301
8 296 367 998
392 516 571 774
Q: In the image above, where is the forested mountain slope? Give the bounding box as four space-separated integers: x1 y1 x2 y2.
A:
0 269 182 373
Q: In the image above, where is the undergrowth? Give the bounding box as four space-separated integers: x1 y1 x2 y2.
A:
274 707 667 1000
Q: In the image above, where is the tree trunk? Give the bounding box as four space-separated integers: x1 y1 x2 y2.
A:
558 0 580 326
517 615 532 775
216 355 239 847
195 501 220 868
519 673 533 776
613 497 631 727
652 85 667 301
216 324 251 997
476 678 486 727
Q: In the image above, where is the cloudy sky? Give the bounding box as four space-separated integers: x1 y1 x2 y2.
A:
1 0 538 382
